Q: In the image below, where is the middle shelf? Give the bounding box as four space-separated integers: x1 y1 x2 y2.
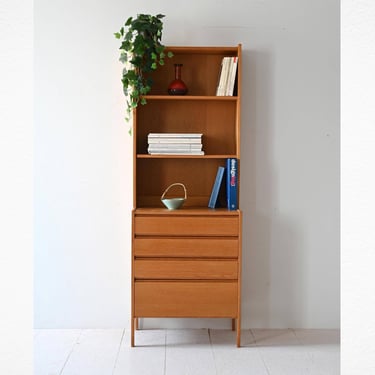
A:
135 99 239 155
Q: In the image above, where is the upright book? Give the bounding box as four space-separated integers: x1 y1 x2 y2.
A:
226 158 238 210
226 57 238 96
216 57 231 96
216 56 239 96
208 166 225 208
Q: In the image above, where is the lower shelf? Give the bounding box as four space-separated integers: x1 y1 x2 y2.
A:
134 281 238 317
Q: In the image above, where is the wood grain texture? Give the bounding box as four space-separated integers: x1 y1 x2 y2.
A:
134 281 238 317
134 215 239 236
134 237 239 258
134 259 238 280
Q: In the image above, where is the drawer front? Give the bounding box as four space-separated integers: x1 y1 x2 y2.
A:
134 215 239 236
134 281 238 317
134 259 238 280
134 238 238 258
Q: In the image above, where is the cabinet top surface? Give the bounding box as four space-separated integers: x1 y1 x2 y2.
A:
133 208 241 216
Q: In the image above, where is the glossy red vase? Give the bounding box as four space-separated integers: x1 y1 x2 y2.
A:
168 64 188 95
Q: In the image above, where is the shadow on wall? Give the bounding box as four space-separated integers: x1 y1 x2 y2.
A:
240 48 305 328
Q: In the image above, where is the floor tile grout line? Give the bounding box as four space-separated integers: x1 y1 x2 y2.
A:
111 328 126 375
59 329 83 375
249 329 271 375
290 328 302 345
290 328 315 362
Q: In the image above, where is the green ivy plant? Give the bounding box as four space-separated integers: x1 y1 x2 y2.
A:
114 14 173 132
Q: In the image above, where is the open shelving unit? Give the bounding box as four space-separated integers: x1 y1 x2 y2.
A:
131 45 242 347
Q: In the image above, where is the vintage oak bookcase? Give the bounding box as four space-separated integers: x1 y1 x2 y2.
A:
131 45 242 346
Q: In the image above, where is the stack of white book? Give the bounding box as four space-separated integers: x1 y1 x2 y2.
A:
148 133 204 155
216 56 238 96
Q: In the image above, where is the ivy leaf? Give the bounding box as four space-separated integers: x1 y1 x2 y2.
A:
140 86 149 95
120 40 131 51
119 52 127 63
125 17 133 26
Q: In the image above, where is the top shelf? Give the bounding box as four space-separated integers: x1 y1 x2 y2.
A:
145 45 241 97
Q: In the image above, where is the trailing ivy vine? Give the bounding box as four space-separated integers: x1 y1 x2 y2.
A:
114 14 173 132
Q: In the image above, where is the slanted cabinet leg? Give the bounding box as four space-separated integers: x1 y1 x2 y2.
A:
236 318 241 347
131 316 135 347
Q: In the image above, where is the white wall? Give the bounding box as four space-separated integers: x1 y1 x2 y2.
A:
34 0 339 328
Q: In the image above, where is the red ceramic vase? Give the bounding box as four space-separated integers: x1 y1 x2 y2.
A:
168 64 188 95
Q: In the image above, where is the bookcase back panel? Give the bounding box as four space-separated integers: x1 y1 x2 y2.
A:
136 158 227 208
136 100 237 155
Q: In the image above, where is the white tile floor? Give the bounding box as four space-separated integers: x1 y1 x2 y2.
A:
34 328 340 375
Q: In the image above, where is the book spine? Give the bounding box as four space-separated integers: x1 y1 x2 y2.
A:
225 58 234 96
216 57 231 96
148 133 203 138
215 58 224 96
148 144 202 150
148 138 202 144
148 150 205 155
226 158 238 210
226 57 238 96
208 166 225 208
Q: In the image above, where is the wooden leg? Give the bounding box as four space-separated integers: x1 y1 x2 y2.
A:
135 318 139 330
236 318 241 347
131 317 135 347
232 318 235 331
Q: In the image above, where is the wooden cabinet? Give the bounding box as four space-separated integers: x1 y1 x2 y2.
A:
131 45 242 347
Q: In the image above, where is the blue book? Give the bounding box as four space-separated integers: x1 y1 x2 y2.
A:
208 166 225 208
226 158 238 210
